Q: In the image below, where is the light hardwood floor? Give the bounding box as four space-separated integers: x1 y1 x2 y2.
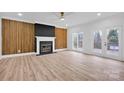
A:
0 51 124 81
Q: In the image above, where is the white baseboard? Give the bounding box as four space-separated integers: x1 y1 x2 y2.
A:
54 48 67 52
0 49 67 59
1 52 36 59
71 49 123 61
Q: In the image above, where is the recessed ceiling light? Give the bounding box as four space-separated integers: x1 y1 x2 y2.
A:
17 13 23 16
60 17 64 21
97 13 101 16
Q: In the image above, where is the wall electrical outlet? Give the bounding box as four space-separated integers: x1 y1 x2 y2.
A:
18 50 21 53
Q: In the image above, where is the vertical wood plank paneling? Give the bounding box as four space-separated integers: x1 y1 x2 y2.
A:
10 20 18 54
30 24 34 52
2 19 35 55
55 28 67 49
63 29 67 48
22 22 28 53
2 19 11 54
17 21 23 53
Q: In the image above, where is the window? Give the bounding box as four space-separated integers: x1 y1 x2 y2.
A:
72 32 83 49
94 31 102 49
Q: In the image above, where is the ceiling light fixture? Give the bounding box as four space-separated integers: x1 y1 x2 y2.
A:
60 12 64 21
18 13 23 16
97 13 101 16
60 17 64 21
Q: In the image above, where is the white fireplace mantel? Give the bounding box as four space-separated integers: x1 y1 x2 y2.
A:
36 36 56 54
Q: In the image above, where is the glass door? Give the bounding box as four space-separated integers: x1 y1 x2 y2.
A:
93 26 122 60
72 33 78 49
72 32 83 50
103 27 122 60
93 30 102 54
78 32 83 50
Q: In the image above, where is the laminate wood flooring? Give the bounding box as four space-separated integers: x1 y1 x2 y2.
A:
0 51 124 81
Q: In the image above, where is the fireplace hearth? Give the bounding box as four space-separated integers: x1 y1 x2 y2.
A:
40 41 53 55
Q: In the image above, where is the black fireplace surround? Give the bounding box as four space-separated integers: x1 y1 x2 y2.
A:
40 41 53 55
35 23 55 53
35 23 55 37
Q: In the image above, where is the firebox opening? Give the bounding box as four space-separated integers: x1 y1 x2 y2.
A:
40 41 53 55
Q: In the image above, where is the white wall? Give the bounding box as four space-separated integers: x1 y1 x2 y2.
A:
0 18 2 58
0 17 2 58
67 24 92 54
67 13 124 61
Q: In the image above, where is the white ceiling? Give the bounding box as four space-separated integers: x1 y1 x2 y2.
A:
0 12 119 28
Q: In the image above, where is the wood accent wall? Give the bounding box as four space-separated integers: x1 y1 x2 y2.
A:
2 19 35 55
55 28 67 49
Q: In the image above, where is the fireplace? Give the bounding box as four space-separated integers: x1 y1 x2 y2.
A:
40 41 53 55
36 36 55 55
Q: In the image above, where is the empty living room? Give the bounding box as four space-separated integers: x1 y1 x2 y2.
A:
0 12 124 81
1 0 124 92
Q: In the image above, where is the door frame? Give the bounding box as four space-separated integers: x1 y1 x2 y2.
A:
72 32 84 51
103 26 122 60
92 26 123 61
